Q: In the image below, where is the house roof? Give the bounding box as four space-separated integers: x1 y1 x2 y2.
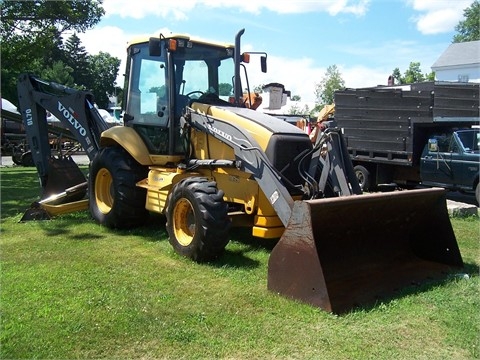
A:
431 40 480 69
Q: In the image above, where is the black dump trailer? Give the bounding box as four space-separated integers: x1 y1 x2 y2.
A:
335 82 480 197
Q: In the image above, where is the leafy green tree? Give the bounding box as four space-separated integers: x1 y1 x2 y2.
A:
218 83 233 96
0 0 104 103
288 103 310 115
64 33 90 88
114 86 124 107
425 71 435 81
0 25 64 101
87 52 121 108
391 62 435 84
392 68 402 84
40 61 75 87
403 62 426 83
314 65 345 108
453 0 480 42
1 0 104 34
149 86 167 98
253 84 265 93
291 95 301 101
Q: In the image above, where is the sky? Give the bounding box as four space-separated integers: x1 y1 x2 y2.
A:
77 0 473 105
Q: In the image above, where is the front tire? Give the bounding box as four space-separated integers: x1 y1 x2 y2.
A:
89 146 148 228
166 177 230 262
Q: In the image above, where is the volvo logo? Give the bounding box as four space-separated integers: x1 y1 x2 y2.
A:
58 101 87 136
207 123 232 142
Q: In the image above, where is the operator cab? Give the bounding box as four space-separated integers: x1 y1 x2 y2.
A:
123 34 237 156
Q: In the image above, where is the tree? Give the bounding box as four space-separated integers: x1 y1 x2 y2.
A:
425 71 435 82
87 52 121 108
219 83 233 96
1 0 104 35
288 103 310 115
453 0 480 43
64 33 90 88
391 62 435 84
40 61 75 87
0 0 104 103
403 62 426 83
392 68 402 84
253 84 265 93
314 65 345 108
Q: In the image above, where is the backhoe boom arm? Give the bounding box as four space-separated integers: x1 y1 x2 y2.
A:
17 73 110 186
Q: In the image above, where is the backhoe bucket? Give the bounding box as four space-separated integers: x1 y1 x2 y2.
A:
268 188 463 314
41 156 87 202
21 156 87 221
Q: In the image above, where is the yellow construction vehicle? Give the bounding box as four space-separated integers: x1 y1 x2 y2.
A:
17 29 463 313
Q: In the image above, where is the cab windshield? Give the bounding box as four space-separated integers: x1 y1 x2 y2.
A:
171 43 235 102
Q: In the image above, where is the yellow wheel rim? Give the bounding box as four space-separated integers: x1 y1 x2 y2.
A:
173 198 196 246
95 168 114 214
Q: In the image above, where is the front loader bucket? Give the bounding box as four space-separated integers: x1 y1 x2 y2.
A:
268 188 463 314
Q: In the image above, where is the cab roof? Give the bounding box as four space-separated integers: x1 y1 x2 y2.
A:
127 34 234 49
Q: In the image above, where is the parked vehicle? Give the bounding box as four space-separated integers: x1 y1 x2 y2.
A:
334 82 480 204
1 98 25 156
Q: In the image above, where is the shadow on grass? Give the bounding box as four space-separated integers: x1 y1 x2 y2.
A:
117 213 170 241
1 165 90 219
1 167 42 218
346 261 479 315
20 211 109 241
212 248 262 269
71 232 105 240
208 228 278 269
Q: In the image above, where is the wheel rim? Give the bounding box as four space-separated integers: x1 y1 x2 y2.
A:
356 171 365 188
173 198 196 247
95 168 114 214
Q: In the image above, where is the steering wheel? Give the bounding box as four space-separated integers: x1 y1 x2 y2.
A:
185 91 205 100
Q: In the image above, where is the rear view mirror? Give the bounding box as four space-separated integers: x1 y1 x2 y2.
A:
261 56 267 73
149 37 162 57
428 138 438 152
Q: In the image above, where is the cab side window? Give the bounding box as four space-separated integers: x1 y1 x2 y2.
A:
136 59 168 126
436 135 450 152
449 136 460 153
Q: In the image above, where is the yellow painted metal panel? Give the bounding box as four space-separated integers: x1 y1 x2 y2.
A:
252 226 284 239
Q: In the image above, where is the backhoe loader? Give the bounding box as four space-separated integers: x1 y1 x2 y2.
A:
17 29 463 313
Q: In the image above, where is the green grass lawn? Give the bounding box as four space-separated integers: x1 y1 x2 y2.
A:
1 166 479 359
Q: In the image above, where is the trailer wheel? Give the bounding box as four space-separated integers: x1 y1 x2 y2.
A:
89 146 148 228
166 177 230 262
354 165 371 192
12 151 23 165
21 151 34 167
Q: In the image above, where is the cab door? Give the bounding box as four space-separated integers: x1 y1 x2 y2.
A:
420 135 454 186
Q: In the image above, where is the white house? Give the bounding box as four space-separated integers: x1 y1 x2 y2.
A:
431 40 480 83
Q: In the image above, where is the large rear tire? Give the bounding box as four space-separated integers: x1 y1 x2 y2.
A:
166 177 230 262
89 146 148 228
